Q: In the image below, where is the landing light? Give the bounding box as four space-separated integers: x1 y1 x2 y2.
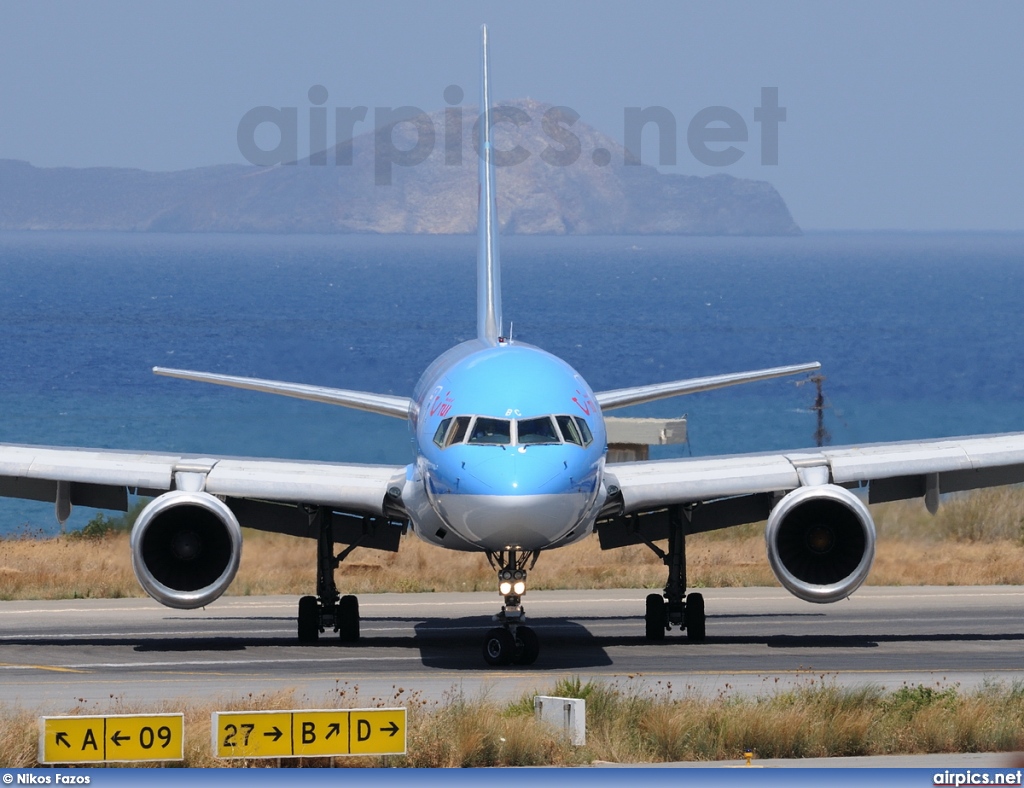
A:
499 569 526 597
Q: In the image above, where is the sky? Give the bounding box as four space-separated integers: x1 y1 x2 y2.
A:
1 0 1022 231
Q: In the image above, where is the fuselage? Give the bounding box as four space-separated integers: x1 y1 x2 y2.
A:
401 339 607 552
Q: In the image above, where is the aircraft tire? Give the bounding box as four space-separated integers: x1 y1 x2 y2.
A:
338 594 360 642
514 626 540 665
645 593 666 640
482 627 516 666
685 592 706 642
298 595 319 643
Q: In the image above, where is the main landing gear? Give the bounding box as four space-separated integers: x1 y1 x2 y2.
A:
297 507 361 643
642 505 706 642
481 549 540 666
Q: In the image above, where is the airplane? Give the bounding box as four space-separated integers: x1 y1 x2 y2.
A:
4 26 1024 667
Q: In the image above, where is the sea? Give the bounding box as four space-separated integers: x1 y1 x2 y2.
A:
1 230 1023 536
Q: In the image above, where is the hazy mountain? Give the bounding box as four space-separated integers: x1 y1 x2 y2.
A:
0 100 799 235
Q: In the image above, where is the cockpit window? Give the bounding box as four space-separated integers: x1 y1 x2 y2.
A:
432 417 452 448
574 416 594 447
448 416 471 446
436 414 591 449
468 417 511 445
555 415 582 446
518 416 560 445
434 415 471 448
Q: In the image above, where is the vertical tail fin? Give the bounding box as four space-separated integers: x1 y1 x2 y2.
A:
477 24 503 346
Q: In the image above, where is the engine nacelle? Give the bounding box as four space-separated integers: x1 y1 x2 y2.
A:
129 491 242 609
765 484 875 604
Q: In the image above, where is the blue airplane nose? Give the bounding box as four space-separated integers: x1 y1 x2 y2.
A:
425 445 600 551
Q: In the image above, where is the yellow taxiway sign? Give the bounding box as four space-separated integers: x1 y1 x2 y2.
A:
39 713 183 763
213 708 406 759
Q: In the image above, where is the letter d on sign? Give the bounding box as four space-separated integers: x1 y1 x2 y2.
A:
357 719 371 742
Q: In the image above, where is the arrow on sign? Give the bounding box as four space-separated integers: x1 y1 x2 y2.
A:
380 721 400 737
110 730 130 746
264 726 283 742
326 722 340 740
55 732 70 748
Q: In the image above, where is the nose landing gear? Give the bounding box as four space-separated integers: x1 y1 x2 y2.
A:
482 549 540 666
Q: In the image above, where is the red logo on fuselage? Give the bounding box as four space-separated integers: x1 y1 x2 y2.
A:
429 390 454 419
572 390 595 416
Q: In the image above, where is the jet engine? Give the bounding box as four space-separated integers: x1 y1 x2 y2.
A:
765 484 875 604
129 491 242 609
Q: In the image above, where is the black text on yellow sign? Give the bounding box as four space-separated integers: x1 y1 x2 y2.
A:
38 713 184 763
212 708 406 759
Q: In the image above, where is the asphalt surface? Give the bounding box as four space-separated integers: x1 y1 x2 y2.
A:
2 585 1023 712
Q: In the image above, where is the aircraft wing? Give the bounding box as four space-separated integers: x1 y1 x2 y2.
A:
153 367 414 419
602 431 1024 520
0 442 407 523
595 362 821 411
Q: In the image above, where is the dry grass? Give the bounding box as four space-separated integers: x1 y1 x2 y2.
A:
2 679 1023 766
873 485 1024 543
0 705 38 768
2 488 1024 601
576 678 1024 762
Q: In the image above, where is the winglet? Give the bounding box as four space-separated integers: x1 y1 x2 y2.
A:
477 24 503 346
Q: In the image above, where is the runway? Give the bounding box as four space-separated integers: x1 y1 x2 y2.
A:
1 586 1023 711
